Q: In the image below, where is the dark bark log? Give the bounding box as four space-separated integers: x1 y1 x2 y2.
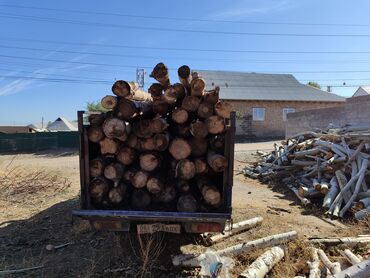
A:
175 159 196 180
150 62 170 88
131 170 149 188
190 120 208 139
177 194 198 212
152 99 169 115
178 65 191 90
99 138 119 155
139 153 160 172
214 101 233 119
157 186 177 204
139 138 155 151
101 95 117 110
172 107 189 124
127 134 140 149
173 124 191 138
194 158 208 174
149 116 168 134
153 133 170 151
149 83 163 100
131 189 151 210
169 138 192 160
116 146 136 166
108 181 128 205
112 80 131 98
123 168 135 182
112 80 151 101
172 83 186 103
197 101 214 119
104 162 124 181
88 126 105 143
190 75 206 97
176 180 190 194
133 120 153 139
207 151 228 172
88 113 105 126
197 177 221 207
203 86 220 105
116 99 153 120
205 115 225 134
189 137 208 157
102 118 126 139
146 176 164 194
182 96 201 112
209 135 225 153
90 177 110 203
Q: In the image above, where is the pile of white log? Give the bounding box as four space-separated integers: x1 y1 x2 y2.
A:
243 129 370 219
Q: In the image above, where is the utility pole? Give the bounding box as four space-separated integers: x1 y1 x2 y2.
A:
136 68 145 89
326 86 332 92
41 117 44 129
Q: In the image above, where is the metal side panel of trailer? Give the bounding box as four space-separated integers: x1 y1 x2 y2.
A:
72 111 235 233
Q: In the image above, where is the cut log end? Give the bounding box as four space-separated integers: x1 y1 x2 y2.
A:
205 115 225 135
101 95 117 110
169 138 192 160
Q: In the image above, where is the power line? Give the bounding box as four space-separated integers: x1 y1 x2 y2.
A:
1 12 370 37
1 37 369 55
1 3 369 27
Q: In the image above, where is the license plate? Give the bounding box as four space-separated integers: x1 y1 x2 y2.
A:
137 223 181 234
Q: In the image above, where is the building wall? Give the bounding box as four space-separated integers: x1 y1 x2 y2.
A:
226 100 343 138
285 95 370 138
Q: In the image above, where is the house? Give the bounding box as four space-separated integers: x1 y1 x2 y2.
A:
352 86 370 97
196 70 345 138
47 117 77 132
0 126 36 134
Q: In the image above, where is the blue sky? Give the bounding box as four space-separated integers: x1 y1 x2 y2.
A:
0 0 370 125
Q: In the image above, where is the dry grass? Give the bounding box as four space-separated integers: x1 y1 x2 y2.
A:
0 157 71 207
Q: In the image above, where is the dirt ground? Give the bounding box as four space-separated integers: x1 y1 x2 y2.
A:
0 143 366 277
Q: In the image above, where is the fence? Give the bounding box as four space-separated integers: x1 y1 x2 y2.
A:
0 132 79 153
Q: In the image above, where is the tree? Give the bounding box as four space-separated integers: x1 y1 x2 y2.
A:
307 81 321 89
86 101 108 112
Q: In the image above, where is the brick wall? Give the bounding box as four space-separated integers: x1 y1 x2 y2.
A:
227 100 343 138
285 95 370 138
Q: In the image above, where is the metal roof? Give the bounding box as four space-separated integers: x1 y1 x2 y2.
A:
195 70 345 102
47 117 77 131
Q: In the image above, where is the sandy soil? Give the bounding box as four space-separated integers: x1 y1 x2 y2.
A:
0 145 363 277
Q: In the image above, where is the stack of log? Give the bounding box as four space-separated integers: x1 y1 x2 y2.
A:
87 63 233 212
243 128 370 219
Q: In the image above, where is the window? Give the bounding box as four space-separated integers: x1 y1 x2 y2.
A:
283 108 295 121
252 108 265 121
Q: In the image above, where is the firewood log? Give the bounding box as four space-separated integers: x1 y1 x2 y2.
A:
101 95 117 110
209 135 225 153
99 138 119 155
116 98 153 120
133 120 153 139
146 176 164 194
172 83 186 102
177 194 198 212
175 159 196 180
307 248 321 278
332 259 370 278
123 168 135 182
189 137 208 157
355 197 370 210
131 170 149 188
355 206 370 220
153 133 170 151
194 158 208 174
190 120 208 139
205 115 225 134
88 113 105 126
317 249 341 274
197 101 214 119
203 86 220 105
207 151 228 172
90 177 110 203
131 189 151 210
152 98 169 115
164 84 186 105
172 107 189 124
149 116 168 134
182 96 201 112
323 177 339 208
339 249 362 265
104 162 124 182
169 138 192 160
239 246 284 278
190 74 205 97
173 124 191 138
108 181 128 205
116 146 136 166
139 153 160 172
214 101 233 119
127 134 139 149
197 177 221 207
140 137 156 151
157 185 177 204
177 65 191 90
88 126 105 143
150 62 170 88
102 118 126 139
112 80 152 101
175 180 190 194
148 83 163 100
90 157 105 177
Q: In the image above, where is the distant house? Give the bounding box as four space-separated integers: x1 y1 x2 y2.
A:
47 117 77 132
196 70 345 138
352 86 370 97
0 126 35 134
